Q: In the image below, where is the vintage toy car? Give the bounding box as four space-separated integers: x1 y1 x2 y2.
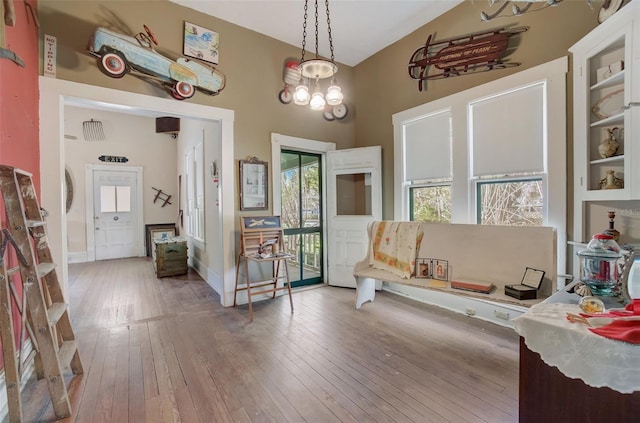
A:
88 25 225 100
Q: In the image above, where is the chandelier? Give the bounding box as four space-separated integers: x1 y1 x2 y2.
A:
293 0 343 111
480 0 565 22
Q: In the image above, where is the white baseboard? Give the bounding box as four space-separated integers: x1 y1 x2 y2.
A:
67 251 89 263
382 283 526 329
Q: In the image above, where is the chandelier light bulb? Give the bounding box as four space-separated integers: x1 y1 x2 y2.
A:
326 83 343 106
309 91 326 110
293 84 310 105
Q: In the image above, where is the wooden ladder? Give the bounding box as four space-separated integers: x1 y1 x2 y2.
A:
0 165 83 421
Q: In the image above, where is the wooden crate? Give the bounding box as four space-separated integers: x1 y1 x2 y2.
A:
152 237 188 277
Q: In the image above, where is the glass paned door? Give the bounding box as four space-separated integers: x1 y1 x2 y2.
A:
280 150 323 287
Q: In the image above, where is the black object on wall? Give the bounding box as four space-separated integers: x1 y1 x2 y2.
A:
155 117 180 136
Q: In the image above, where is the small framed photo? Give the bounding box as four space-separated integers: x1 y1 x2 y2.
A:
433 259 449 281
183 21 220 64
416 258 431 278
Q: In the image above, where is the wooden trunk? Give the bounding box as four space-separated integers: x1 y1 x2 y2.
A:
152 237 188 277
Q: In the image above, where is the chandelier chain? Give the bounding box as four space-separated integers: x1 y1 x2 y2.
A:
301 0 308 61
325 0 334 62
314 0 319 57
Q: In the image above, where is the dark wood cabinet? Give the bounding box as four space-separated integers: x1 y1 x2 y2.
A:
519 337 640 423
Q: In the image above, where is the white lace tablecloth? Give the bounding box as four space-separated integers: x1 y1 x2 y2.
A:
513 302 640 394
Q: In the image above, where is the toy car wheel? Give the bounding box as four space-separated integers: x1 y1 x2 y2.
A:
99 52 127 78
174 81 195 99
332 103 348 120
278 89 292 104
170 90 185 101
323 107 335 121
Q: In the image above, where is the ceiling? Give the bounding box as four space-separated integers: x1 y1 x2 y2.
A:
169 0 464 66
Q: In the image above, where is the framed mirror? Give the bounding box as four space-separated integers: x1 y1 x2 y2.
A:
239 157 268 210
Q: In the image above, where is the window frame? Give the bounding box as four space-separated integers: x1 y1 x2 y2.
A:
184 143 205 243
393 57 568 285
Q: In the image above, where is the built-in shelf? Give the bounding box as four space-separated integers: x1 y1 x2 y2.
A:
590 112 624 128
590 155 624 165
590 69 625 91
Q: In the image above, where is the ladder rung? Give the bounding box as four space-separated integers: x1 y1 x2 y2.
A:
12 167 33 178
58 340 77 370
6 266 20 276
26 219 46 228
21 349 37 372
47 303 68 325
36 263 56 278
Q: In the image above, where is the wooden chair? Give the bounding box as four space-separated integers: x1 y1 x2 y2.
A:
233 216 294 321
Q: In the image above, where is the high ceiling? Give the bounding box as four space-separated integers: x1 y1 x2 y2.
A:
169 0 464 66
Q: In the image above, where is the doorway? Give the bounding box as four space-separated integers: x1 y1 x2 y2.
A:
91 167 142 260
40 77 236 305
326 146 382 288
280 150 323 287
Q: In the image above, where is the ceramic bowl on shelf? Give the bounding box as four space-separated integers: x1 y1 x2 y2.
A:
592 89 624 120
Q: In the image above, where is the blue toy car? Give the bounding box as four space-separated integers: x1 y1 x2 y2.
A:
88 25 225 100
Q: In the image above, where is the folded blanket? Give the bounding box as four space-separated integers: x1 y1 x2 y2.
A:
590 319 640 344
369 221 424 279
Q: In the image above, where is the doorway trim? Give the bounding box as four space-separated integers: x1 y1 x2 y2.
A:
271 133 336 285
85 164 144 261
40 77 235 303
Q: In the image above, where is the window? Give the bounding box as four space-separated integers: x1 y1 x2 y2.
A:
410 182 451 223
393 58 567 277
185 142 204 242
476 177 543 225
99 185 131 213
469 81 546 226
401 109 452 222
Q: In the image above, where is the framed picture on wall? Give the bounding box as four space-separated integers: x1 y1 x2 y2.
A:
239 157 268 210
183 21 220 64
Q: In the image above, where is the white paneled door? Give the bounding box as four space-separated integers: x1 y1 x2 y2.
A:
93 169 139 260
327 146 382 288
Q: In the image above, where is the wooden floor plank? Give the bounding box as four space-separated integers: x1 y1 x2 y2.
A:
4 258 519 423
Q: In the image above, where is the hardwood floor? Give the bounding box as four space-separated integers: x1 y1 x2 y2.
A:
8 257 519 423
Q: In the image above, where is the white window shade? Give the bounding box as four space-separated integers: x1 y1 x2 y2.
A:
470 82 545 177
404 110 452 181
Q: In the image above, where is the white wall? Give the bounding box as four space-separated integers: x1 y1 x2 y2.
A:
585 201 640 246
64 106 179 257
176 118 226 295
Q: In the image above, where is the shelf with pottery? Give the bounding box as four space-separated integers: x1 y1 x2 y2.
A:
569 2 640 202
